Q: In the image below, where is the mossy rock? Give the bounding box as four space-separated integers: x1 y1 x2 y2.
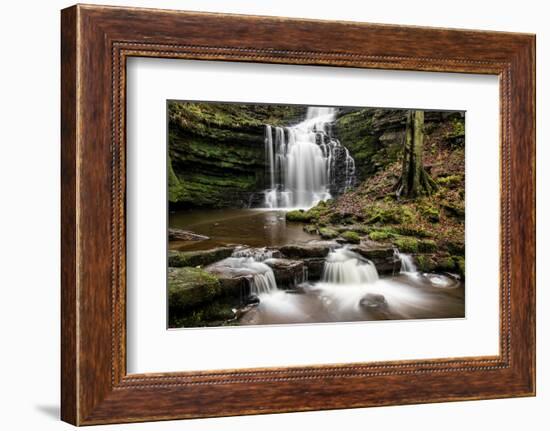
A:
393 237 419 253
319 227 338 239
415 255 436 272
303 224 318 234
444 239 465 255
286 209 321 223
453 256 465 278
168 267 222 313
418 239 438 253
341 231 361 244
168 247 234 268
434 255 456 272
369 227 399 242
170 302 236 328
394 225 431 238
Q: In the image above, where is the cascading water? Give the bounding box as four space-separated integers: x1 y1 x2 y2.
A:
322 247 379 284
395 250 418 274
264 107 356 209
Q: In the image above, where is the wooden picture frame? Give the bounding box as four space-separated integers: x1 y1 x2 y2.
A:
61 4 535 425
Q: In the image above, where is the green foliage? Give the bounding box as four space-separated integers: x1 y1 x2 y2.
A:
341 231 361 244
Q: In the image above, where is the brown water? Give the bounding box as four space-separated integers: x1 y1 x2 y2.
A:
169 208 319 251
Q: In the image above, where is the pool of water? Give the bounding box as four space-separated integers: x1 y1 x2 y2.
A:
169 208 319 251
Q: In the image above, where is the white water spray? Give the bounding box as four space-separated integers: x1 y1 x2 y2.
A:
396 251 417 274
264 107 356 209
322 247 379 284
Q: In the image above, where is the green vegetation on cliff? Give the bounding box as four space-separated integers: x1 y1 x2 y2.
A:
168 101 306 208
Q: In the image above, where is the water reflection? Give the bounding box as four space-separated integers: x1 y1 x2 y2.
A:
169 209 319 252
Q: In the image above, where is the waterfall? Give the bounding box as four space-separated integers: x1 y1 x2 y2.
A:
263 107 356 209
322 247 379 284
396 251 417 274
249 267 278 295
217 256 278 295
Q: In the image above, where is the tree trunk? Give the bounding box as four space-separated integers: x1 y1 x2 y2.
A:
395 110 437 198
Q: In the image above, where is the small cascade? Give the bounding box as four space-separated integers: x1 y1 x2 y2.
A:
249 267 278 295
322 247 379 284
395 250 417 274
263 107 356 209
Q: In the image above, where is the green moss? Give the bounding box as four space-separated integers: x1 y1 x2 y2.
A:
436 174 463 187
286 210 313 223
444 239 465 255
436 256 456 271
418 201 440 223
368 227 399 242
394 225 431 238
168 267 222 313
415 255 436 272
341 231 361 244
363 203 415 225
454 256 465 278
393 237 419 253
303 224 318 234
418 239 438 253
319 227 338 239
168 248 234 268
450 118 465 138
170 302 236 328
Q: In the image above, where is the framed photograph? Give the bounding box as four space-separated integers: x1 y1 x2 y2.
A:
61 4 536 425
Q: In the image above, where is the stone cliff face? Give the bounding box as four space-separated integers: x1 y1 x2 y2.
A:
333 108 465 181
168 102 306 208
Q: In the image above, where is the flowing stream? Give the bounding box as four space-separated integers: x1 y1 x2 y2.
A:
263 107 356 209
238 246 464 325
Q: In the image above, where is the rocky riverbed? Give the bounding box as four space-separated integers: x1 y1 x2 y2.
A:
168 215 464 328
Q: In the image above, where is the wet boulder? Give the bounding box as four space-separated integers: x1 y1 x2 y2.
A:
359 293 388 310
264 258 305 288
349 241 397 274
168 247 235 268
